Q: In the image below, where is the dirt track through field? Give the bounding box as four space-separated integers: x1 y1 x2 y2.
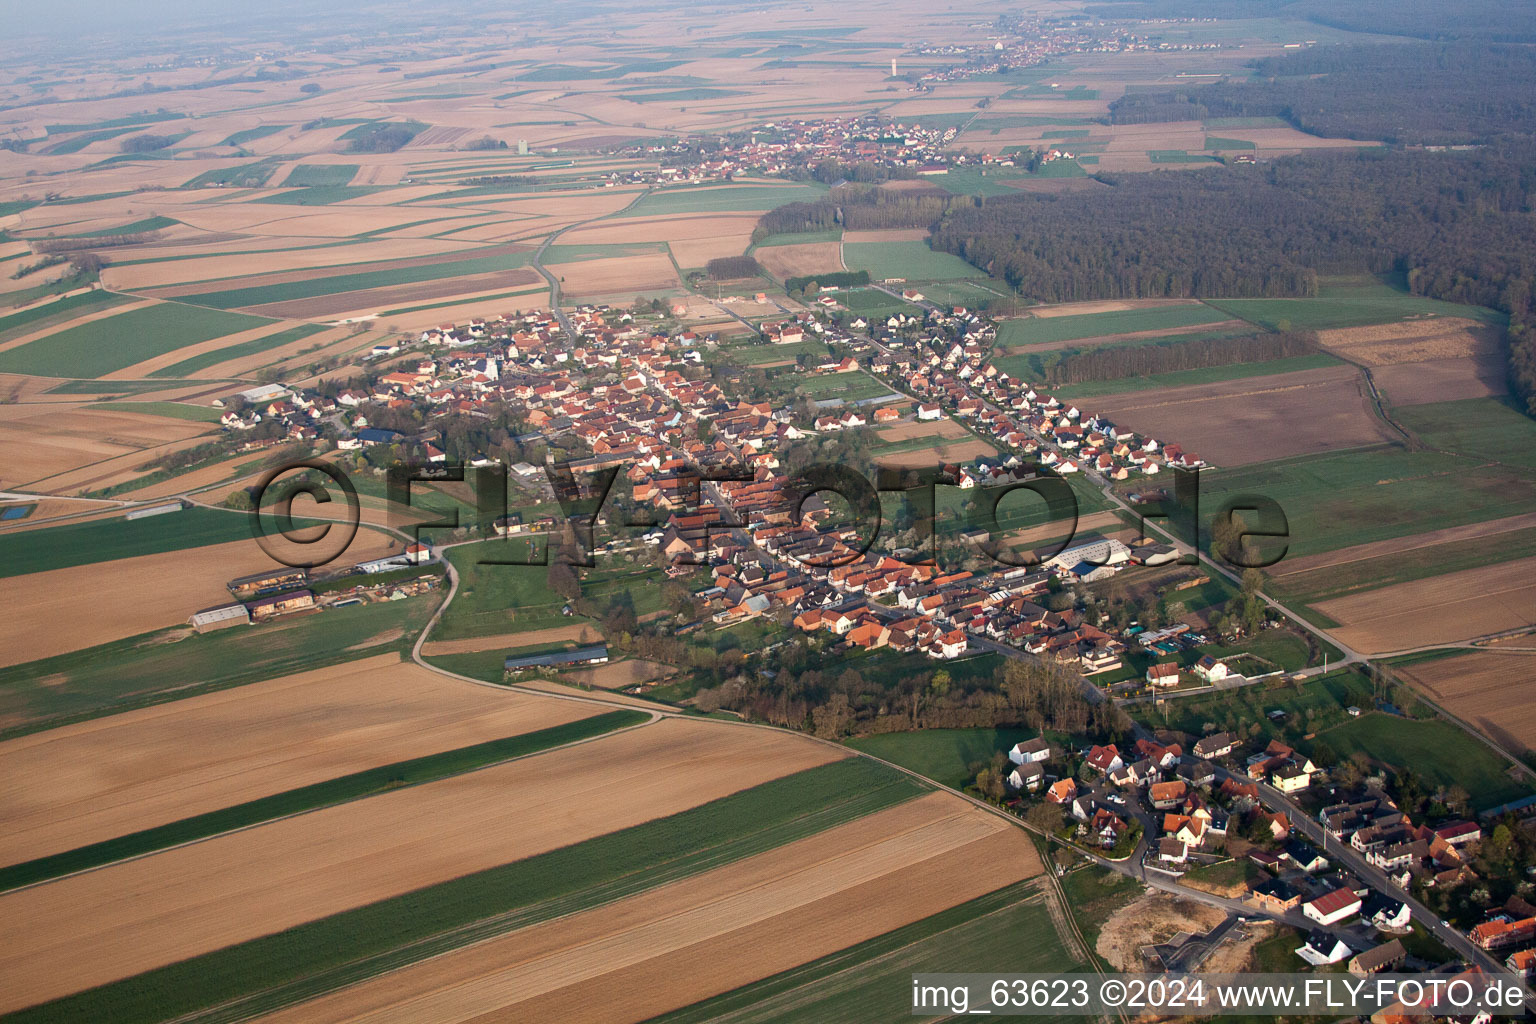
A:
0 718 843 1011
251 793 1042 1024
0 654 600 866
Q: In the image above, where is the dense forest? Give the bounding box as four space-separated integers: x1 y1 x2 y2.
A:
1109 43 1536 144
704 255 761 279
928 144 1536 413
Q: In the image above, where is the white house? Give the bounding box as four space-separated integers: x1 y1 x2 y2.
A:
1193 655 1230 684
1009 737 1051 765
1303 888 1361 927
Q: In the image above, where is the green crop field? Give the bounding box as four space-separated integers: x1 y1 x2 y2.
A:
929 167 1035 197
278 164 359 187
997 303 1232 348
1322 715 1533 811
1394 398 1536 471
846 727 1036 788
1204 136 1257 150
0 301 275 377
620 183 829 216
1274 525 1536 608
182 159 281 189
751 228 842 248
149 322 331 377
841 240 985 282
8 758 925 1024
68 216 178 237
0 289 129 341
1047 352 1343 398
91 401 222 422
218 125 290 147
1198 446 1536 558
653 881 1080 1024
1206 276 1504 332
0 710 647 893
0 598 434 741
540 242 667 262
174 249 534 310
0 507 265 579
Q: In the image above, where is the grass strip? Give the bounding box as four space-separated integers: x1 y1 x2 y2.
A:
6 757 925 1024
0 710 648 894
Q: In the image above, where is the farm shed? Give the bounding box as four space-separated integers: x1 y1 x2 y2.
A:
189 603 251 633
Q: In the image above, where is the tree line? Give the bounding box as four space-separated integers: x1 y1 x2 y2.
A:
1037 330 1318 386
693 649 1132 741
753 187 964 243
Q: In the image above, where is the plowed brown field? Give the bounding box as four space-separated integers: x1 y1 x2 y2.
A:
1398 651 1536 754
1315 555 1536 655
0 654 600 865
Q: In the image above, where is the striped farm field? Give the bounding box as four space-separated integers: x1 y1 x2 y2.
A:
0 741 911 1023
0 530 399 669
250 793 1043 1024
0 654 606 868
145 245 535 311
0 301 276 378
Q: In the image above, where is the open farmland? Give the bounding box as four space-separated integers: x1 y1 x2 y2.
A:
248 793 1043 1024
1319 317 1508 405
0 654 602 867
0 301 276 378
1312 556 1536 654
0 402 215 490
0 750 923 1024
548 251 680 298
1397 651 1536 755
0 718 847 1014
0 595 436 739
1200 447 1536 559
753 241 844 282
841 238 985 282
0 528 399 668
650 882 1069 1024
1089 362 1393 466
997 302 1232 348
